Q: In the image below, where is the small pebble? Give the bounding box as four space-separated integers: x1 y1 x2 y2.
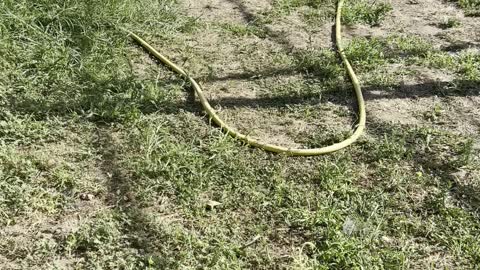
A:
206 200 221 210
80 193 94 201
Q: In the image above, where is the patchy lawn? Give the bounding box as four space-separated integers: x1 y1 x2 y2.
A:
0 0 479 269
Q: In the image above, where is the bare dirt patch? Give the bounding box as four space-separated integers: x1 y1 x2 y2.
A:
182 0 272 24
172 0 480 148
349 0 480 136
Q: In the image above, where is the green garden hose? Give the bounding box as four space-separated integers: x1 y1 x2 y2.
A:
127 0 365 156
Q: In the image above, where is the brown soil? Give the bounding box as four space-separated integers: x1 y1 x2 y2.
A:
173 0 480 148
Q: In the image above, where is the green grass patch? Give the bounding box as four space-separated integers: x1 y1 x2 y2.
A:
457 0 480 16
342 0 393 26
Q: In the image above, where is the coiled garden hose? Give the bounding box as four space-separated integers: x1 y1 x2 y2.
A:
127 0 366 156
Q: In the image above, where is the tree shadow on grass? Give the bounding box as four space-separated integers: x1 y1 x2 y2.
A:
225 0 338 49
362 119 480 213
5 1 479 262
204 79 479 110
440 41 480 53
223 0 306 50
3 67 200 123
93 125 183 268
62 62 477 268
451 183 480 214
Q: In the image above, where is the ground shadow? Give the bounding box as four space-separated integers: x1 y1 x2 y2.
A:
204 79 479 111
358 119 480 215
224 0 302 50
440 41 480 53
451 183 480 213
94 125 180 268
3 67 200 123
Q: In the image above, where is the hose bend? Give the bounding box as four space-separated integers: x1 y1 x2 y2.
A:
127 0 366 156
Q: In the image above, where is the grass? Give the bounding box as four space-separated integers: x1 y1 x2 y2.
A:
457 0 480 16
341 0 393 26
1 0 480 269
269 0 392 26
439 17 462 29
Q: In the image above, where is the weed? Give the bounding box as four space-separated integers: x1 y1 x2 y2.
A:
457 0 480 16
342 0 393 26
344 37 387 70
439 17 463 28
294 49 344 79
220 23 267 38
